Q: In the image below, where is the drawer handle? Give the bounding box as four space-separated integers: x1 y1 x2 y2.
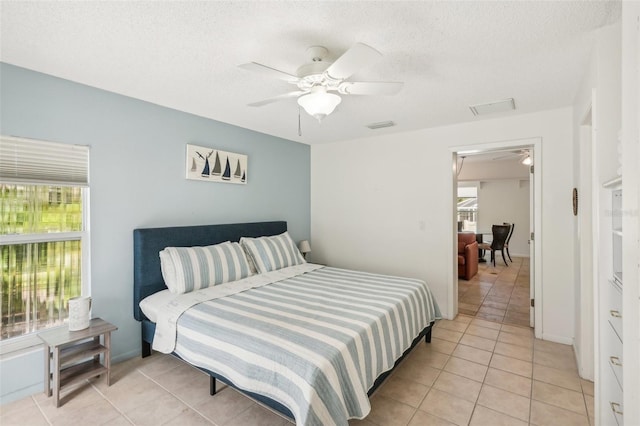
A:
610 310 622 318
609 356 622 366
610 402 623 415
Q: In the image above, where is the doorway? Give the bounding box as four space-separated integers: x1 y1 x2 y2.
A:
451 138 542 338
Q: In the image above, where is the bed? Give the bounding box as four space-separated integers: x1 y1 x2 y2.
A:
133 221 441 425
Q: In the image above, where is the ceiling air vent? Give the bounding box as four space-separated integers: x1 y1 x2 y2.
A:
366 121 396 130
469 98 516 116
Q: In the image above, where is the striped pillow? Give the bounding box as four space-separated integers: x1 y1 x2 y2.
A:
160 241 253 294
240 231 306 274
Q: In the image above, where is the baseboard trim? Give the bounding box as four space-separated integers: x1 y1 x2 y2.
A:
541 333 574 345
0 383 42 406
112 348 141 364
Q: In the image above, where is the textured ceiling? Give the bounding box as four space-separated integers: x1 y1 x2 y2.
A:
0 1 620 145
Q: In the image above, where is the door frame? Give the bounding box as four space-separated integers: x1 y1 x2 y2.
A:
529 161 535 327
451 137 542 338
577 100 596 380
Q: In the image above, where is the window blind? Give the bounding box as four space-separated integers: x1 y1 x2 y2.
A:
0 135 89 186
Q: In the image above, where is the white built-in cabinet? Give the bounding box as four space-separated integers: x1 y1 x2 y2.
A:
600 176 624 425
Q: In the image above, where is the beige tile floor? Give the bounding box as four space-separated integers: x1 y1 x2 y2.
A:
2 258 591 426
459 256 531 327
1 315 594 426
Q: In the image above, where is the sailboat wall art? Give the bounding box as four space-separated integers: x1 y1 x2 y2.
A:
186 144 248 185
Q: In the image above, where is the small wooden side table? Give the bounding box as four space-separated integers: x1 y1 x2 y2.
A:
38 318 117 407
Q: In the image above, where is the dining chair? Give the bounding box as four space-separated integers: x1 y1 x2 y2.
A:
503 222 515 262
478 224 511 267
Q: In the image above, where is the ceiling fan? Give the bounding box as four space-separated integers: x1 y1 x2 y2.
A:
239 43 404 122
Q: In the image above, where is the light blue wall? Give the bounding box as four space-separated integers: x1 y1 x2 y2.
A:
0 62 310 403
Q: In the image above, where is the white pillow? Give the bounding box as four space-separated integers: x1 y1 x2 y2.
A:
159 249 177 291
159 241 253 294
240 231 306 274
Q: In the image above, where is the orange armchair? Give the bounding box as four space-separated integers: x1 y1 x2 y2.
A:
458 232 479 280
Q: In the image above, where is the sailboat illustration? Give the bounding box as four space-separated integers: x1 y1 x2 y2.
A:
196 151 213 177
211 152 221 176
241 171 246 183
234 159 242 179
190 157 196 172
222 157 231 181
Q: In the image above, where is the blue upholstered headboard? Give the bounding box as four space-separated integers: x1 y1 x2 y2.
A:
133 221 287 321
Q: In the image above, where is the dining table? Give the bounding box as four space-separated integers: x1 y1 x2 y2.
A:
475 231 492 263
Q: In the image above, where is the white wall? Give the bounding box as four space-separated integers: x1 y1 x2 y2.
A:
573 10 640 425
619 3 640 422
458 159 530 181
459 159 531 258
572 20 622 395
477 179 530 257
311 107 575 342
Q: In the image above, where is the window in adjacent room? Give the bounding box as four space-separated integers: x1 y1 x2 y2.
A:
457 185 478 233
0 136 89 341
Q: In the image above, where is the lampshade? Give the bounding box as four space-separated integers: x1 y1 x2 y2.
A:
297 86 341 122
521 154 532 165
298 240 311 254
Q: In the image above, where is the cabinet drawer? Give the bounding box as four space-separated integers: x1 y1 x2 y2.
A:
606 280 623 341
604 323 623 389
602 363 624 425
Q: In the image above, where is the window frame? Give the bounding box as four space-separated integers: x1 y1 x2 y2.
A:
0 136 91 346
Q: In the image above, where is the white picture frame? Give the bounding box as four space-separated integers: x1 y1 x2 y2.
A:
185 144 247 184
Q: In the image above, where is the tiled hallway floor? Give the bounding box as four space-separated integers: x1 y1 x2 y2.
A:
458 256 531 327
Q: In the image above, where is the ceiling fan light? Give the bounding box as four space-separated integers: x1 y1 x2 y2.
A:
297 87 342 122
521 154 532 165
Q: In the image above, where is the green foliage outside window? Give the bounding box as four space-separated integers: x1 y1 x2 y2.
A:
1 184 84 340
1 185 82 234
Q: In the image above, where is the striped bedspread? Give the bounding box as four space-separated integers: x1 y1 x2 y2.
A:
173 266 441 426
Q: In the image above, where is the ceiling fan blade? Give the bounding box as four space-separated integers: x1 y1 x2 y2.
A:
325 43 382 81
491 154 515 160
491 151 524 161
248 91 306 107
238 62 300 83
339 81 404 95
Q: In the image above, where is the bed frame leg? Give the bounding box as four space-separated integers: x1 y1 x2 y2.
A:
142 340 152 358
425 326 432 343
210 376 217 395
